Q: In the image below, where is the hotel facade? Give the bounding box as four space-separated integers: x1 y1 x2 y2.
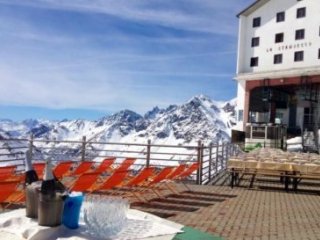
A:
234 0 320 147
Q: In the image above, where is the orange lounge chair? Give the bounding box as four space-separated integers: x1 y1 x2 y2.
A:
33 163 45 179
176 162 200 180
92 170 128 193
90 162 154 193
163 162 200 194
120 166 175 200
112 158 136 174
0 181 20 203
0 181 25 209
69 172 101 192
147 166 175 186
124 167 155 188
0 166 17 181
143 163 196 198
166 164 187 180
53 161 74 179
72 161 94 176
118 167 156 201
91 167 155 201
9 163 47 182
93 157 116 174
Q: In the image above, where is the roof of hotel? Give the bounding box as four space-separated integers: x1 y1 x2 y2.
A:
237 0 270 17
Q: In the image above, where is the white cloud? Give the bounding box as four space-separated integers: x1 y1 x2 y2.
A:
0 0 251 35
0 0 250 115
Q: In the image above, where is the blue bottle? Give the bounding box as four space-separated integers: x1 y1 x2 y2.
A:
62 192 84 229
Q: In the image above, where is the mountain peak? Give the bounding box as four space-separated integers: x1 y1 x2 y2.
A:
112 109 142 121
0 95 236 146
144 106 162 120
188 94 211 104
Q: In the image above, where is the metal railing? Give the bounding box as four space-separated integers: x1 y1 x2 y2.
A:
0 136 241 185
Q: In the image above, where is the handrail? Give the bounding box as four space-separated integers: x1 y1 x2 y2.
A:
0 136 241 185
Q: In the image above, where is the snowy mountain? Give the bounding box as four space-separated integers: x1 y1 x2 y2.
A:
0 95 236 163
0 95 235 143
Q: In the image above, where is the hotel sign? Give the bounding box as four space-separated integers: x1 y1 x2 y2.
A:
266 42 312 53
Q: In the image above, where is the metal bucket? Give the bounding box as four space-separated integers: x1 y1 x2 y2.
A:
25 181 41 218
38 193 64 227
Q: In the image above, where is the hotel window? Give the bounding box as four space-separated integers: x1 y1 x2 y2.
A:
252 17 261 27
274 54 283 64
295 29 305 40
276 12 285 22
304 108 314 130
294 51 304 62
250 57 259 67
238 110 243 122
275 33 284 43
251 37 260 47
297 7 306 18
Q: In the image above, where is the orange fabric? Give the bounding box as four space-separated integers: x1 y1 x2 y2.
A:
113 158 135 173
148 166 174 185
73 161 94 175
178 163 200 179
53 161 74 178
0 181 20 202
5 191 25 203
0 166 16 181
33 163 45 179
94 157 115 173
126 167 155 187
166 164 187 180
96 171 128 191
6 174 24 182
70 172 100 192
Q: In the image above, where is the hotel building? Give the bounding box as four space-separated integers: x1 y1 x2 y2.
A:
234 0 320 148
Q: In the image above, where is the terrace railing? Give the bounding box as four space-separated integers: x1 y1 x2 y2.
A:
0 136 241 185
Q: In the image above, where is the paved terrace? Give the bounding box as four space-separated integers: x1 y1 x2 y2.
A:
2 174 320 239
132 175 320 240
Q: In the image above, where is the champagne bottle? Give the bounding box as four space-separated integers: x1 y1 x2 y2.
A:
41 160 56 197
25 150 40 218
25 150 39 185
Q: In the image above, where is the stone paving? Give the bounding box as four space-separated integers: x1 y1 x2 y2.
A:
1 174 320 239
131 175 320 240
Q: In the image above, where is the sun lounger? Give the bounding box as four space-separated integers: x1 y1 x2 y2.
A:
33 163 45 179
53 161 74 179
166 164 187 180
72 161 94 176
89 166 155 201
147 163 199 198
93 157 116 174
0 166 17 181
112 158 136 174
0 181 25 209
69 172 101 192
176 163 199 180
121 166 175 200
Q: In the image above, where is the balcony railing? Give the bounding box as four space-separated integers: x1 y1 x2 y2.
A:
0 136 242 185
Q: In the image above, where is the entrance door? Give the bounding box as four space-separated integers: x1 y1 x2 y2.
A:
289 105 297 128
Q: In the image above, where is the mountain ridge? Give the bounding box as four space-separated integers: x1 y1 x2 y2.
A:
0 95 236 146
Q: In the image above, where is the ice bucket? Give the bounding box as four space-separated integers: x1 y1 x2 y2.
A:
25 181 41 218
38 193 64 227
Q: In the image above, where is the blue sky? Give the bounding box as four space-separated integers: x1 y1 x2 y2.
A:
0 0 253 121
